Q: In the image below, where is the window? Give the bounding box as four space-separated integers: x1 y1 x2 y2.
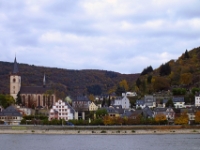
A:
13 78 16 83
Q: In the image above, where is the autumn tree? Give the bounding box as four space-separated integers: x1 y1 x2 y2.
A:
174 112 188 125
195 111 200 124
96 109 108 119
153 76 170 91
136 78 141 88
89 94 95 102
155 114 167 124
180 73 192 85
119 79 129 91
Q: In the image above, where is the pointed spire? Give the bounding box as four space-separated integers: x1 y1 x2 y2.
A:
13 56 19 74
43 73 46 88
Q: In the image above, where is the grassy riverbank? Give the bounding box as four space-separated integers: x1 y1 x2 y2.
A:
0 125 200 135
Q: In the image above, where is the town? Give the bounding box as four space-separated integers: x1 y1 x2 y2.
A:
0 55 200 126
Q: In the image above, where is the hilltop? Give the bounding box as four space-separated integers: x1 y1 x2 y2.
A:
0 61 139 97
135 46 200 100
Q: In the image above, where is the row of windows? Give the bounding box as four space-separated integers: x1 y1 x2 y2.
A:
0 117 18 119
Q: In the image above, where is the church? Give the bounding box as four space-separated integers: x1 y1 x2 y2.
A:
10 57 56 109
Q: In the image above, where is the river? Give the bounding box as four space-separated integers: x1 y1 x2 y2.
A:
0 134 199 150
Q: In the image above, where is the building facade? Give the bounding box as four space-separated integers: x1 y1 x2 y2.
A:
49 99 75 121
10 57 56 108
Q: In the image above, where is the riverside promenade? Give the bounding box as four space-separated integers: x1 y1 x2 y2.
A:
0 125 200 135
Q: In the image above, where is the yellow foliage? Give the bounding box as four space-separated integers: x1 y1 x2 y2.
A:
180 73 192 85
155 114 167 122
119 79 129 91
174 112 188 125
195 111 200 124
89 94 95 102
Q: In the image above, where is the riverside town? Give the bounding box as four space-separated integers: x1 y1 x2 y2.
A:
0 48 200 134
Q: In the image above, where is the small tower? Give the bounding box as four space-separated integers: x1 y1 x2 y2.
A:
10 56 21 100
43 73 46 88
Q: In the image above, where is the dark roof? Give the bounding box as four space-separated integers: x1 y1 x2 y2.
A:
154 108 167 112
142 106 153 118
13 57 19 74
72 96 90 102
0 105 22 116
172 97 184 102
163 99 168 104
64 102 76 114
20 86 52 94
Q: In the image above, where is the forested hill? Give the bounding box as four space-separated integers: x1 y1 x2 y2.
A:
0 61 140 97
136 46 200 94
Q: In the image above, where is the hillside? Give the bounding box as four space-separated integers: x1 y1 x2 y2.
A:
136 46 200 95
0 61 140 97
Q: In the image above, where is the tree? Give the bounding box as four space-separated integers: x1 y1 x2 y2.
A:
107 95 111 107
119 79 129 91
180 73 192 85
159 63 171 76
184 49 190 59
115 86 125 96
136 78 141 88
153 76 170 91
0 94 15 108
195 111 200 124
16 91 22 105
155 114 167 124
89 94 95 102
102 98 106 107
174 112 188 125
141 66 153 75
96 109 108 119
147 75 152 84
165 99 174 107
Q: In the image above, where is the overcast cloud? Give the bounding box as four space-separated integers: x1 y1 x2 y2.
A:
0 0 200 74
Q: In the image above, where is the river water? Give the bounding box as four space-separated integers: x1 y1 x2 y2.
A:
0 134 199 150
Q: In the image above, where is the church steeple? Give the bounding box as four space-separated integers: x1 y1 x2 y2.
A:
13 56 19 74
43 73 46 88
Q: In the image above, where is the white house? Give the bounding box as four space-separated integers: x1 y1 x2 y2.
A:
136 100 145 109
49 99 75 121
195 94 200 107
122 92 137 97
89 102 98 111
172 97 185 108
112 96 130 109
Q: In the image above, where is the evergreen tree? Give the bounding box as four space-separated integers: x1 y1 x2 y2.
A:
159 63 171 76
115 86 125 96
184 49 189 59
147 75 152 84
16 91 22 106
107 95 111 107
102 98 106 107
165 99 174 107
141 66 153 75
136 78 141 87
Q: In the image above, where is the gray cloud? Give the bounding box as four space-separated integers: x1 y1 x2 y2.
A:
0 0 200 74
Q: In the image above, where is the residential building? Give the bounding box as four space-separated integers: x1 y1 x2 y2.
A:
112 96 130 109
122 92 137 97
195 94 200 107
89 102 98 111
144 95 156 108
104 106 124 117
136 100 145 109
172 97 185 108
142 106 153 118
0 105 22 125
153 107 175 120
49 99 75 121
72 96 91 111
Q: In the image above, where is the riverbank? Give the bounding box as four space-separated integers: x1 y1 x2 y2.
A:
0 125 200 135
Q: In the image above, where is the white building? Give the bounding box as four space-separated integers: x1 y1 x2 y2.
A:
112 96 130 109
49 99 75 121
89 102 98 111
195 95 200 107
172 97 185 108
122 92 137 97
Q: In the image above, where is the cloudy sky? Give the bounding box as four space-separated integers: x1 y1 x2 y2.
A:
0 0 200 74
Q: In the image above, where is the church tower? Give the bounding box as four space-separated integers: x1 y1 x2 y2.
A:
10 56 21 100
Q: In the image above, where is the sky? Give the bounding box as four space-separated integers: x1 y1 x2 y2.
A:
0 0 200 74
